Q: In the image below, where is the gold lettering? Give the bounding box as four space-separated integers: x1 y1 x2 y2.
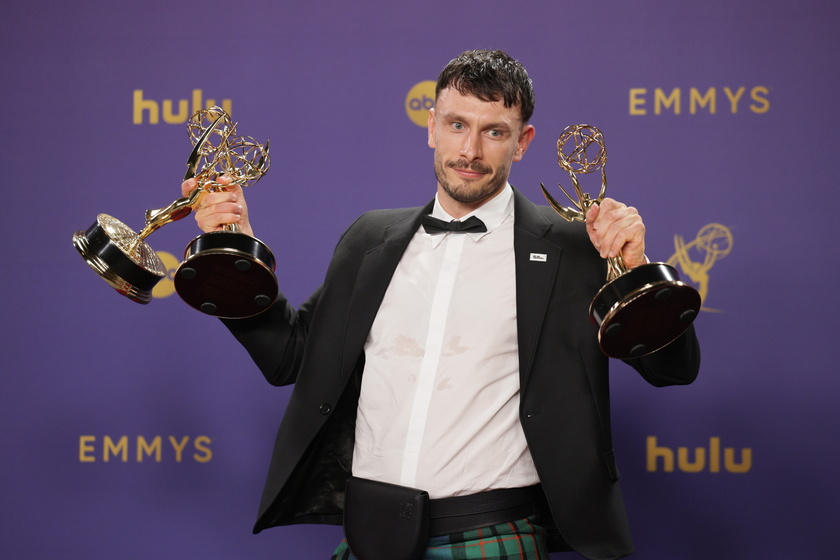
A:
629 88 647 116
103 435 128 462
654 88 681 115
750 86 770 113
709 436 721 473
193 436 213 463
689 87 716 114
135 89 232 125
169 435 190 462
192 89 204 114
631 86 767 116
646 436 674 472
162 99 189 124
79 435 96 462
677 447 706 472
647 436 751 474
79 435 217 462
723 87 745 113
133 89 159 124
191 89 232 116
137 436 162 462
724 447 753 473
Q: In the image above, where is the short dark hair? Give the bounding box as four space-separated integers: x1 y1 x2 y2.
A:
435 49 535 124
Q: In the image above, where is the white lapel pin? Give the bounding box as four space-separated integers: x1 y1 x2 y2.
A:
530 253 547 262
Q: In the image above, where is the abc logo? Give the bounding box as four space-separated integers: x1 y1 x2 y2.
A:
405 81 436 127
151 251 180 299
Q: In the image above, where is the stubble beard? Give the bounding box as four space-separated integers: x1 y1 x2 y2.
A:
434 154 509 205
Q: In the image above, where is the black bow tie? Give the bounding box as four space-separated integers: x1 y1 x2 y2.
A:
421 215 487 234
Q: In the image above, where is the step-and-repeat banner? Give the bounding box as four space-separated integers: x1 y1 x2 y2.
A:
2 0 838 558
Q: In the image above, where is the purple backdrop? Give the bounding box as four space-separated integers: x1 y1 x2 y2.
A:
2 0 838 558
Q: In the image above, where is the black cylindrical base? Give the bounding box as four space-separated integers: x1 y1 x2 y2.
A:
590 262 700 359
175 231 278 319
72 214 166 304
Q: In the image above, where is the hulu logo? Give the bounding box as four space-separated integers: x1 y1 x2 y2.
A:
133 89 232 124
647 436 752 473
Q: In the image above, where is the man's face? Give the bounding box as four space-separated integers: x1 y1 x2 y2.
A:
428 87 535 216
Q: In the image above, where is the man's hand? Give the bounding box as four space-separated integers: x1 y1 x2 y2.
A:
585 198 646 269
180 177 254 237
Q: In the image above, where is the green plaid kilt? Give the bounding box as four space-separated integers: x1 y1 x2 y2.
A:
330 516 549 560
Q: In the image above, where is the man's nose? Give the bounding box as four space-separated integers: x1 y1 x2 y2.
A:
460 131 483 160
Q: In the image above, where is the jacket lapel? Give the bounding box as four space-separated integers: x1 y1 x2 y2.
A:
512 189 563 391
339 202 433 376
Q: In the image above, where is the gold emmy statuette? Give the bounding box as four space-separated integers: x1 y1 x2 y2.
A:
73 107 277 318
540 124 700 359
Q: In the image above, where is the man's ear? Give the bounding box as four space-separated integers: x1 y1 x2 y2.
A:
513 124 536 162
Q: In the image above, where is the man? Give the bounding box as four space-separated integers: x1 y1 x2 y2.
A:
182 50 699 560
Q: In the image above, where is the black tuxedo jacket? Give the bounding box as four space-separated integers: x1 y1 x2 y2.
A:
223 188 700 560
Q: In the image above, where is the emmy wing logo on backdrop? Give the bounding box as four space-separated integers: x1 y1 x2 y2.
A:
667 223 733 312
73 107 277 318
539 124 701 359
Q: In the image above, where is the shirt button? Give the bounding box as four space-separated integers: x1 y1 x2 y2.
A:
319 403 332 415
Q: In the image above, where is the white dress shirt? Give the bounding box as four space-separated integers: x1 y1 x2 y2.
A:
352 184 540 499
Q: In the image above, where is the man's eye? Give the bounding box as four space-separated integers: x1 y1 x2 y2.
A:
452 122 464 130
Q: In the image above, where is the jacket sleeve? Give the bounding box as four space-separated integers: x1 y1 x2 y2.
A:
220 285 322 387
216 211 379 386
